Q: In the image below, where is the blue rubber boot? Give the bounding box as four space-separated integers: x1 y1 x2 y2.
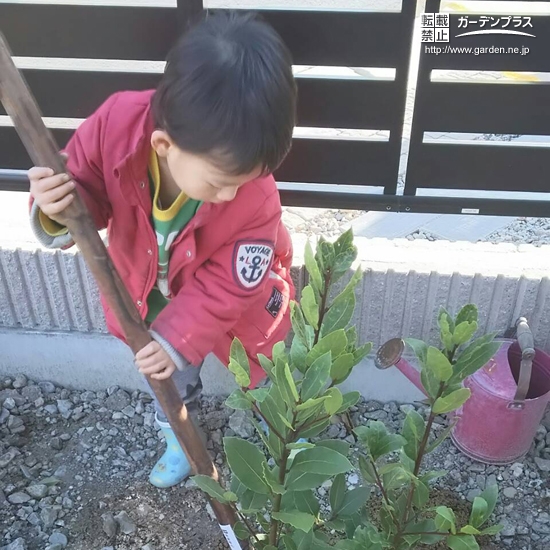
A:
149 413 191 488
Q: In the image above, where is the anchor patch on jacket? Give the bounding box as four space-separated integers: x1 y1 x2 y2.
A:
233 240 274 290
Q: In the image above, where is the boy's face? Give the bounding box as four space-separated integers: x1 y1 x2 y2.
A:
151 130 262 203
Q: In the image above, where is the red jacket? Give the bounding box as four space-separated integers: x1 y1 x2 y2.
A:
34 90 294 387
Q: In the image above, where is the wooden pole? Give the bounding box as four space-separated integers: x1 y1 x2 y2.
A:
0 32 244 549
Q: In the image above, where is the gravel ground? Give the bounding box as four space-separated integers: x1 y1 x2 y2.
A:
1 375 549 550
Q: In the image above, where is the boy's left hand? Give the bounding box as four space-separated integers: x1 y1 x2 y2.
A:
135 341 176 380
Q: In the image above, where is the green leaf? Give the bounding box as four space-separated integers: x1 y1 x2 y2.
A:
433 388 471 414
291 447 353 476
272 511 316 533
453 321 478 346
228 343 251 387
223 491 238 502
233 521 250 540
278 413 295 431
421 367 441 400
307 330 347 366
293 489 321 516
355 421 406 461
346 326 358 348
456 304 478 326
230 475 246 498
287 442 316 450
240 489 268 513
358 455 376 484
291 301 311 348
223 437 270 494
274 360 299 408
405 519 445 544
337 487 370 517
324 387 343 415
300 418 331 439
322 293 355 338
435 506 456 534
330 353 356 383
379 463 411 490
426 346 453 382
477 484 498 526
258 353 274 378
333 248 357 280
319 240 336 272
248 388 269 403
225 389 253 410
291 337 309 374
481 524 503 535
438 308 455 351
353 342 372 364
296 396 329 412
263 463 285 495
316 439 350 456
336 391 361 414
402 409 425 461
451 340 501 383
286 469 332 491
330 473 346 514
293 527 314 550
305 241 323 293
191 475 229 503
460 525 480 535
302 285 319 330
447 535 479 550
302 352 332 401
405 338 428 367
469 496 488 529
259 385 287 435
412 480 429 508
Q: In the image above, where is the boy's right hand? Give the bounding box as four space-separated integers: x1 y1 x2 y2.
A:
28 158 75 224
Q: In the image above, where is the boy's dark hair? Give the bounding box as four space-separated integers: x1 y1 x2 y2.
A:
153 11 297 176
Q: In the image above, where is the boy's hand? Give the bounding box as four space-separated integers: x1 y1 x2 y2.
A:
135 341 177 380
28 153 74 224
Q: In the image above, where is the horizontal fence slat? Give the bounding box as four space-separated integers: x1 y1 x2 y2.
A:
1 126 397 188
276 140 397 187
0 71 402 131
406 143 550 194
0 4 412 67
0 4 178 61
417 82 550 135
0 127 73 172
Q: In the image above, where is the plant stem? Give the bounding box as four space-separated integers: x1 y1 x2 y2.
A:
269 410 298 547
313 269 332 346
403 531 470 537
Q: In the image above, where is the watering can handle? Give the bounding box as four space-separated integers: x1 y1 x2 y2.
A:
512 317 535 405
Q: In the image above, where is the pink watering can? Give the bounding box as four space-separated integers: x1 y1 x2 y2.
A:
375 318 550 465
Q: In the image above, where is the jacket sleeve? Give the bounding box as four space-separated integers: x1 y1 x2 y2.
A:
150 191 281 366
29 93 119 249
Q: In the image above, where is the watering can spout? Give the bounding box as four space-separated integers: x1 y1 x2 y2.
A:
375 338 427 397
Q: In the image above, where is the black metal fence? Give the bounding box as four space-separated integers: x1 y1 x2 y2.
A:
0 0 548 216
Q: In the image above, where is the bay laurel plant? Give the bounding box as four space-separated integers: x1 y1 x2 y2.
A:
192 230 503 550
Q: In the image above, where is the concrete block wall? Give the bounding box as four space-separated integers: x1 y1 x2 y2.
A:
2 236 550 402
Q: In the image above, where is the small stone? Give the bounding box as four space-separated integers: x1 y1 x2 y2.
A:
39 382 56 394
501 521 516 537
130 450 146 462
102 512 118 537
0 447 20 468
105 390 131 411
50 437 63 451
56 400 73 418
228 410 254 439
122 405 135 418
44 405 58 415
4 397 16 410
0 407 9 424
48 533 68 547
41 506 59 527
12 374 28 389
21 385 42 402
7 415 24 431
4 538 27 550
54 465 68 479
348 474 359 485
8 491 31 504
466 488 482 502
141 545 154 550
399 404 415 415
115 511 137 534
535 457 550 472
503 487 517 499
26 484 49 499
26 512 41 526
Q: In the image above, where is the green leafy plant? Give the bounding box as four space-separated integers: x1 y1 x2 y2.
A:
346 305 503 550
192 231 503 550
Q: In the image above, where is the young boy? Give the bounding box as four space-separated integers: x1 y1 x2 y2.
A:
27 12 297 488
